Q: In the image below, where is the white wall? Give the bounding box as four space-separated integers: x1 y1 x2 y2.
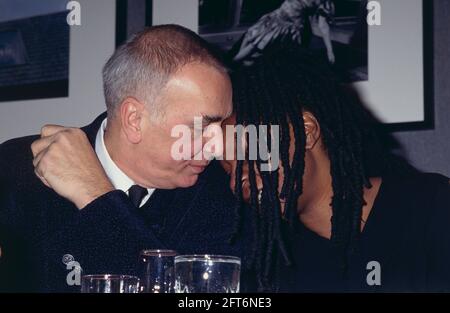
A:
0 0 116 143
0 0 200 144
153 0 198 32
355 0 424 124
394 0 450 176
1 0 447 176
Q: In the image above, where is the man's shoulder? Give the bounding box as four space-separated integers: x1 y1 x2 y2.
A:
0 134 40 173
0 112 106 171
1 134 40 150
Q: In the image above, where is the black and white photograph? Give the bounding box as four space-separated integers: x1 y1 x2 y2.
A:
0 0 69 102
0 0 448 299
199 0 368 81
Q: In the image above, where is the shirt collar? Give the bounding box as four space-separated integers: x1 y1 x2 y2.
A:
95 118 155 198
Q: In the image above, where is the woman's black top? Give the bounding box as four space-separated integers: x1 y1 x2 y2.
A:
277 171 450 292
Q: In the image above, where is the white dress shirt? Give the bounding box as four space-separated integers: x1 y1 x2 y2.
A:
95 118 155 207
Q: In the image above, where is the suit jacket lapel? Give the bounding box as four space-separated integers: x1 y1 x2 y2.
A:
78 112 210 249
81 112 107 148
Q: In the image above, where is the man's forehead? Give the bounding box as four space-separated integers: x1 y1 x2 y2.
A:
162 76 231 107
165 63 230 90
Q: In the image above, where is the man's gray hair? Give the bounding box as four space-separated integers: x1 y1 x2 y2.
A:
102 24 226 117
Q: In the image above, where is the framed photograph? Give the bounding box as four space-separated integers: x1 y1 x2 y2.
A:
0 0 69 102
199 0 368 82
116 0 153 47
115 0 433 131
355 0 434 131
198 0 433 131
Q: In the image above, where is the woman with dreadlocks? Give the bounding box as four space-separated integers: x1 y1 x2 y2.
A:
220 50 450 292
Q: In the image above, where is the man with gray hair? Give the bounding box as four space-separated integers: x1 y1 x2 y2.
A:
0 25 251 292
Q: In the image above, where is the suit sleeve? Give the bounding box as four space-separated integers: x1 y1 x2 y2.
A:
0 148 33 291
37 190 166 291
0 133 169 291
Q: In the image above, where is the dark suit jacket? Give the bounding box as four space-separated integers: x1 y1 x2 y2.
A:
0 113 253 292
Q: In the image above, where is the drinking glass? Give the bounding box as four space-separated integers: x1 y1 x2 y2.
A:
174 255 241 293
138 249 177 293
80 274 140 293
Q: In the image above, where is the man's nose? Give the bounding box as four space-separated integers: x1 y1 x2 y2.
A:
203 125 224 160
204 138 223 159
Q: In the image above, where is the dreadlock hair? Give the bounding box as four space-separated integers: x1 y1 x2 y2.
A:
230 48 390 292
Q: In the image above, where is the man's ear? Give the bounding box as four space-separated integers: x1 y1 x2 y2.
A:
119 97 145 144
303 111 321 150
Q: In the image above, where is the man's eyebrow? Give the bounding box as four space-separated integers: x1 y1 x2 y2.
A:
202 114 225 124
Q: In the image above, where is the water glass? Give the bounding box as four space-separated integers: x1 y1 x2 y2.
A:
174 255 241 293
138 249 177 293
80 274 140 293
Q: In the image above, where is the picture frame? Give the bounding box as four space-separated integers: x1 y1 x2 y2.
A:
0 1 70 102
358 0 434 131
115 0 434 132
116 0 153 47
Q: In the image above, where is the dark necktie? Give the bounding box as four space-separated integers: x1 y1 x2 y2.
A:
128 185 148 208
